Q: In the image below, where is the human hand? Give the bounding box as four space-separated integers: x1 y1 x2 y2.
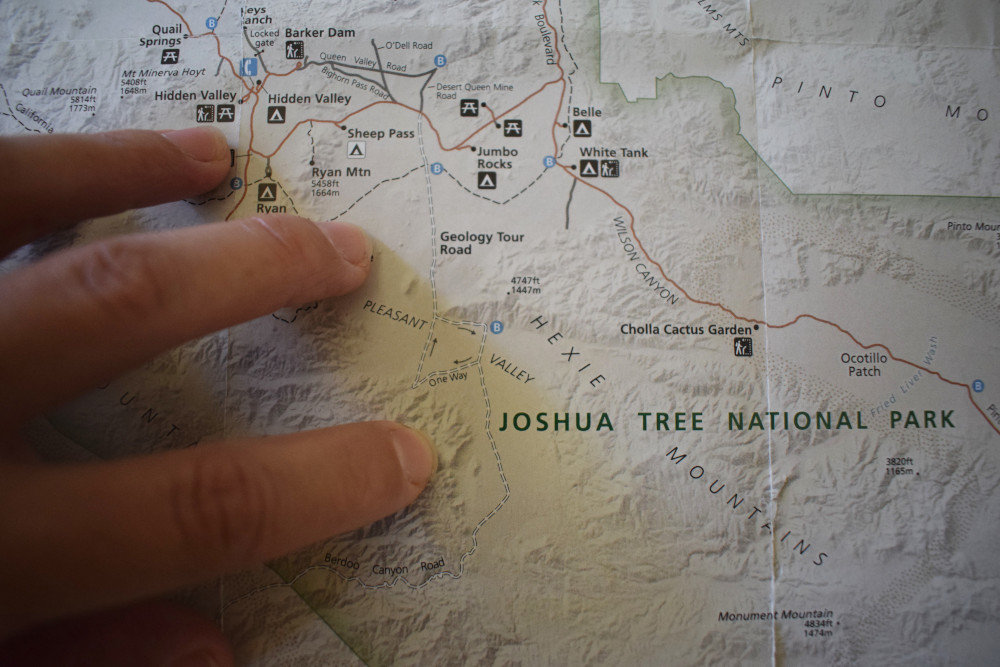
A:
0 127 437 665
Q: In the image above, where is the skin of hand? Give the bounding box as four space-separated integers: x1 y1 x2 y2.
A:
0 127 437 666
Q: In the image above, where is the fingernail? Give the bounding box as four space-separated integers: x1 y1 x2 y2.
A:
391 426 438 486
317 221 373 266
160 127 229 163
171 649 224 667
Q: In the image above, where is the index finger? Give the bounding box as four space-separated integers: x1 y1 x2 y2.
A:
0 128 230 255
0 214 373 428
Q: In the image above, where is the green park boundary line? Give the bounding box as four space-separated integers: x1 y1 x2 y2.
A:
594 1 1000 202
266 564 373 666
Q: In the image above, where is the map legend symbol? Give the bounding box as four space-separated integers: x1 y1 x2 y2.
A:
347 141 366 158
161 48 179 64
572 119 592 137
195 104 215 122
216 104 235 122
266 106 286 123
257 183 277 201
477 171 497 189
503 119 522 136
579 159 598 177
240 58 258 76
734 337 753 357
285 41 304 59
600 159 619 177
973 379 985 392
460 99 479 116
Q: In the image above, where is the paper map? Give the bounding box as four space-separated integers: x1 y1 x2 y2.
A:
2 0 998 664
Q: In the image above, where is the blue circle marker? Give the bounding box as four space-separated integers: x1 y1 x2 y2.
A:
973 379 985 393
490 320 504 334
430 162 443 175
543 155 556 169
434 54 447 68
206 17 218 30
230 177 243 190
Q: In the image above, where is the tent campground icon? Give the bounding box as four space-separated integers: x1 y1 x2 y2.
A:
257 183 277 201
579 159 599 177
347 141 366 158
477 171 497 189
266 106 286 123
